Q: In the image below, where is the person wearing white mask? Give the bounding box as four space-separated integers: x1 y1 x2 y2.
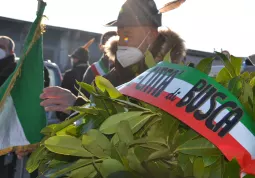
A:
40 0 186 114
0 36 16 87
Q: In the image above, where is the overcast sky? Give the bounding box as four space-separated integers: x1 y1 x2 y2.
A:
0 0 254 56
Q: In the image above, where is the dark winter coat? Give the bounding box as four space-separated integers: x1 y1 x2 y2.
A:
61 62 89 96
0 54 16 87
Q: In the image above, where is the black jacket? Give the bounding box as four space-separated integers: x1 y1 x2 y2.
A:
61 62 89 96
0 55 16 87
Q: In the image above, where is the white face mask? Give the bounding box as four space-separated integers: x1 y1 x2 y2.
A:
116 30 152 68
116 46 144 68
0 48 6 60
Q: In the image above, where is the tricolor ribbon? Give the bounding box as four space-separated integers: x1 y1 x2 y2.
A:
91 58 109 76
118 62 255 175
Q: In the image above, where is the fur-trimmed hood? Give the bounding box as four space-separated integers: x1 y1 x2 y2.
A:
104 28 186 64
104 35 119 62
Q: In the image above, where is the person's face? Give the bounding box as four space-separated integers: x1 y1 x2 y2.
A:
117 26 158 53
71 57 79 65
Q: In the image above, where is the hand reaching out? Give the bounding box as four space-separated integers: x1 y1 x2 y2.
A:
40 86 77 114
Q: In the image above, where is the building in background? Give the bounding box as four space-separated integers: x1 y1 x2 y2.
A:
249 54 255 65
2 16 236 72
184 49 223 66
0 16 102 72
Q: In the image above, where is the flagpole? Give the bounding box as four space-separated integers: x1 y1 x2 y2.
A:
37 0 43 15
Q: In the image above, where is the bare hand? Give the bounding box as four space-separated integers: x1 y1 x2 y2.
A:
40 86 77 114
15 150 29 159
15 147 34 159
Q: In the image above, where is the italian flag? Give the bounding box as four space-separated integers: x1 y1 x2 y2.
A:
0 2 47 155
91 58 109 76
118 62 255 175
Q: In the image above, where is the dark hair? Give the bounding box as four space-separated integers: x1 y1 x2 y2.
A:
100 31 117 45
0 36 15 52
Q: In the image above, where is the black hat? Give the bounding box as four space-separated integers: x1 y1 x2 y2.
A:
69 38 95 62
69 47 89 62
105 0 162 28
105 0 186 28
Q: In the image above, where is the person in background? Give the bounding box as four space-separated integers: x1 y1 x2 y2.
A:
0 36 17 178
82 31 117 97
0 36 49 178
0 36 17 86
61 44 90 96
57 40 93 120
0 35 49 88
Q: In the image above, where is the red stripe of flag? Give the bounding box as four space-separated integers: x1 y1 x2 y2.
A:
91 64 100 76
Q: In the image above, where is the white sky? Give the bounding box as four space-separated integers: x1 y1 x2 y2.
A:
0 0 254 56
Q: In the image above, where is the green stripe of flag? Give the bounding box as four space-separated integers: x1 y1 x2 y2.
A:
98 58 109 74
0 2 47 145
